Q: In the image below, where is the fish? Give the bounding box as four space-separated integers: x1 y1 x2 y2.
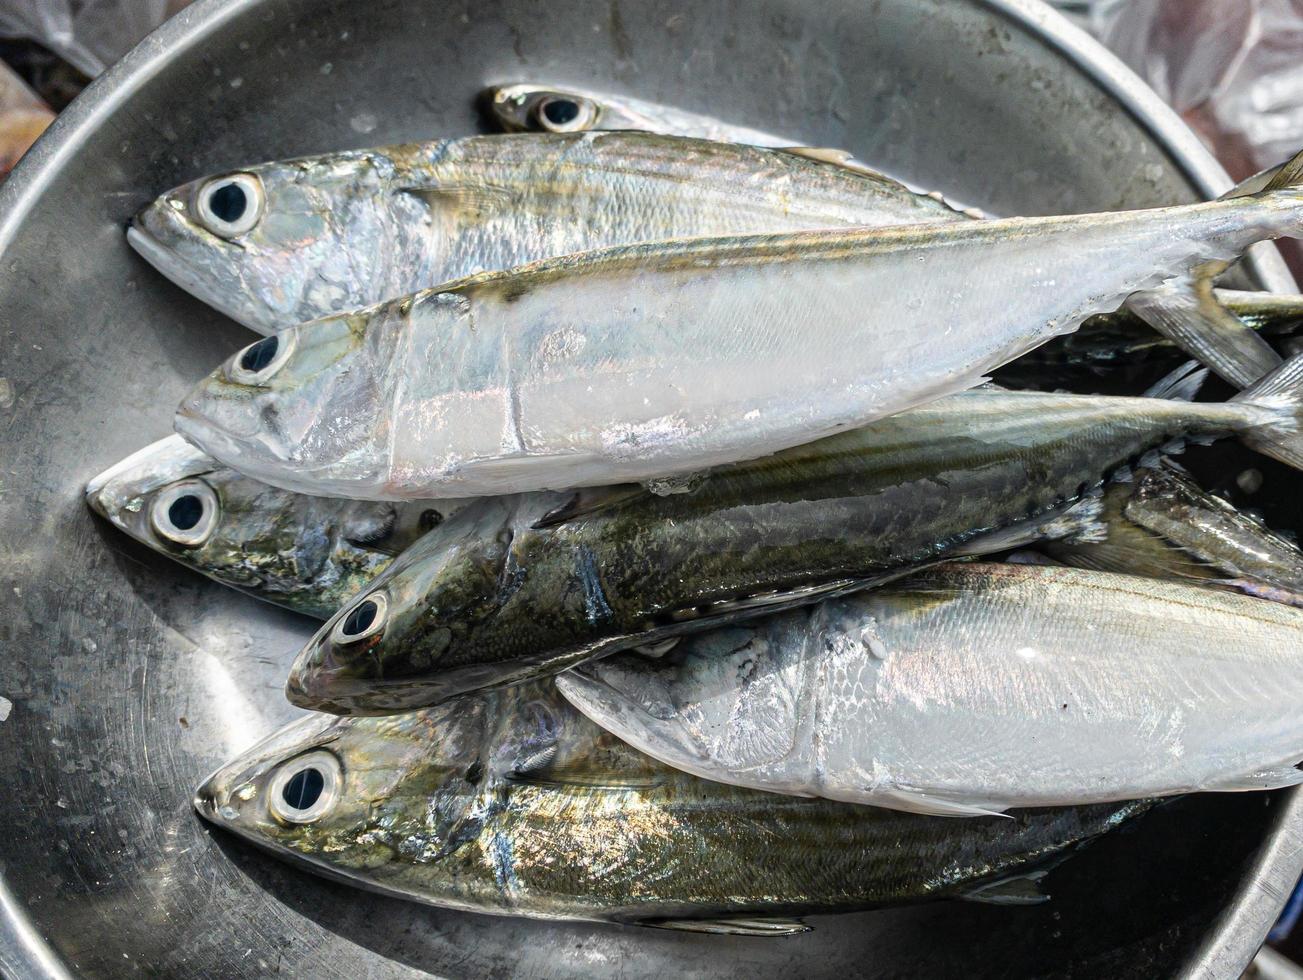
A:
482 82 794 148
84 435 474 619
174 152 1303 501
557 562 1303 817
130 126 1292 393
194 678 1151 930
485 84 1298 393
284 367 1303 715
1041 458 1303 605
128 132 958 334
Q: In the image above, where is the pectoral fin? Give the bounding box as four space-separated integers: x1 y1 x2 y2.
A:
1200 765 1303 792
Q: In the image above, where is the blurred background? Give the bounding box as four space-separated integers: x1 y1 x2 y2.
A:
2 0 1303 974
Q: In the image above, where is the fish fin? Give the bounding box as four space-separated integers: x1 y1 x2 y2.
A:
532 484 652 528
642 916 810 937
870 788 1014 819
1208 578 1303 607
1142 359 1209 401
953 494 1108 556
1232 351 1303 470
1200 765 1303 792
961 870 1051 907
399 183 517 218
1218 163 1287 200
1126 272 1282 389
1045 524 1219 583
778 146 855 166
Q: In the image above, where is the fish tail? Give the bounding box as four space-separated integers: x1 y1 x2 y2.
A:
1124 150 1303 389
1233 350 1303 469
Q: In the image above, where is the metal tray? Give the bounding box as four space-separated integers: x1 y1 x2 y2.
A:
1 0 1300 975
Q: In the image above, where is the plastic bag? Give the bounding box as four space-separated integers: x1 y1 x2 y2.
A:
0 59 51 176
0 0 190 78
1059 0 1303 183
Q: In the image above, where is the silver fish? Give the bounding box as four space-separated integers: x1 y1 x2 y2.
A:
129 132 956 334
558 562 1303 817
195 678 1150 930
176 160 1303 500
84 435 474 618
483 82 795 147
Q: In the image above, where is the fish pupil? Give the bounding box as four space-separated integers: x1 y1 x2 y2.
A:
240 335 278 373
282 767 324 810
341 598 379 637
167 494 204 531
209 182 248 223
542 98 580 125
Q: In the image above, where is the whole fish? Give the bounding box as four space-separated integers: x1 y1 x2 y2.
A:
1042 458 1303 605
558 562 1303 817
284 371 1303 715
129 132 957 334
483 82 794 148
85 435 473 618
175 156 1303 501
195 679 1150 930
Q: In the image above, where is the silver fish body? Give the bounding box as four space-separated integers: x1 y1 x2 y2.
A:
178 191 1303 500
195 679 1149 929
85 436 474 618
130 132 956 333
558 563 1303 816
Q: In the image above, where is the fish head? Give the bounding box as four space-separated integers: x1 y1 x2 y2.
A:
86 435 402 616
175 307 402 498
194 701 492 881
285 496 525 714
128 152 402 332
485 84 602 134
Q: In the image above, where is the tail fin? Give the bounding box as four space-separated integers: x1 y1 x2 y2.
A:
1126 271 1282 389
1233 351 1303 469
1129 149 1303 389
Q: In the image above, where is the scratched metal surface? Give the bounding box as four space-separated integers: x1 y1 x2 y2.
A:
1 0 1301 976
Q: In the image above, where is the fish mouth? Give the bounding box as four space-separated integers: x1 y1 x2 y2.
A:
85 434 214 521
126 220 268 334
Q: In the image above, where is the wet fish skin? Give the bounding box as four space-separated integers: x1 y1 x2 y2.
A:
84 435 473 619
284 385 1300 715
194 679 1150 928
130 132 956 334
558 562 1303 816
1043 459 1303 603
177 185 1303 501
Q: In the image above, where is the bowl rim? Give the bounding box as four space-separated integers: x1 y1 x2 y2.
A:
0 0 1298 975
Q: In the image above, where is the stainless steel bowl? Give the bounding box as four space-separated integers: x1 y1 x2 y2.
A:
2 0 1301 976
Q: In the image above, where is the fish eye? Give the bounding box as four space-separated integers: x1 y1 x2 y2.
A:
149 480 219 547
532 95 596 133
225 331 294 386
193 172 264 238
268 750 341 824
331 591 388 645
